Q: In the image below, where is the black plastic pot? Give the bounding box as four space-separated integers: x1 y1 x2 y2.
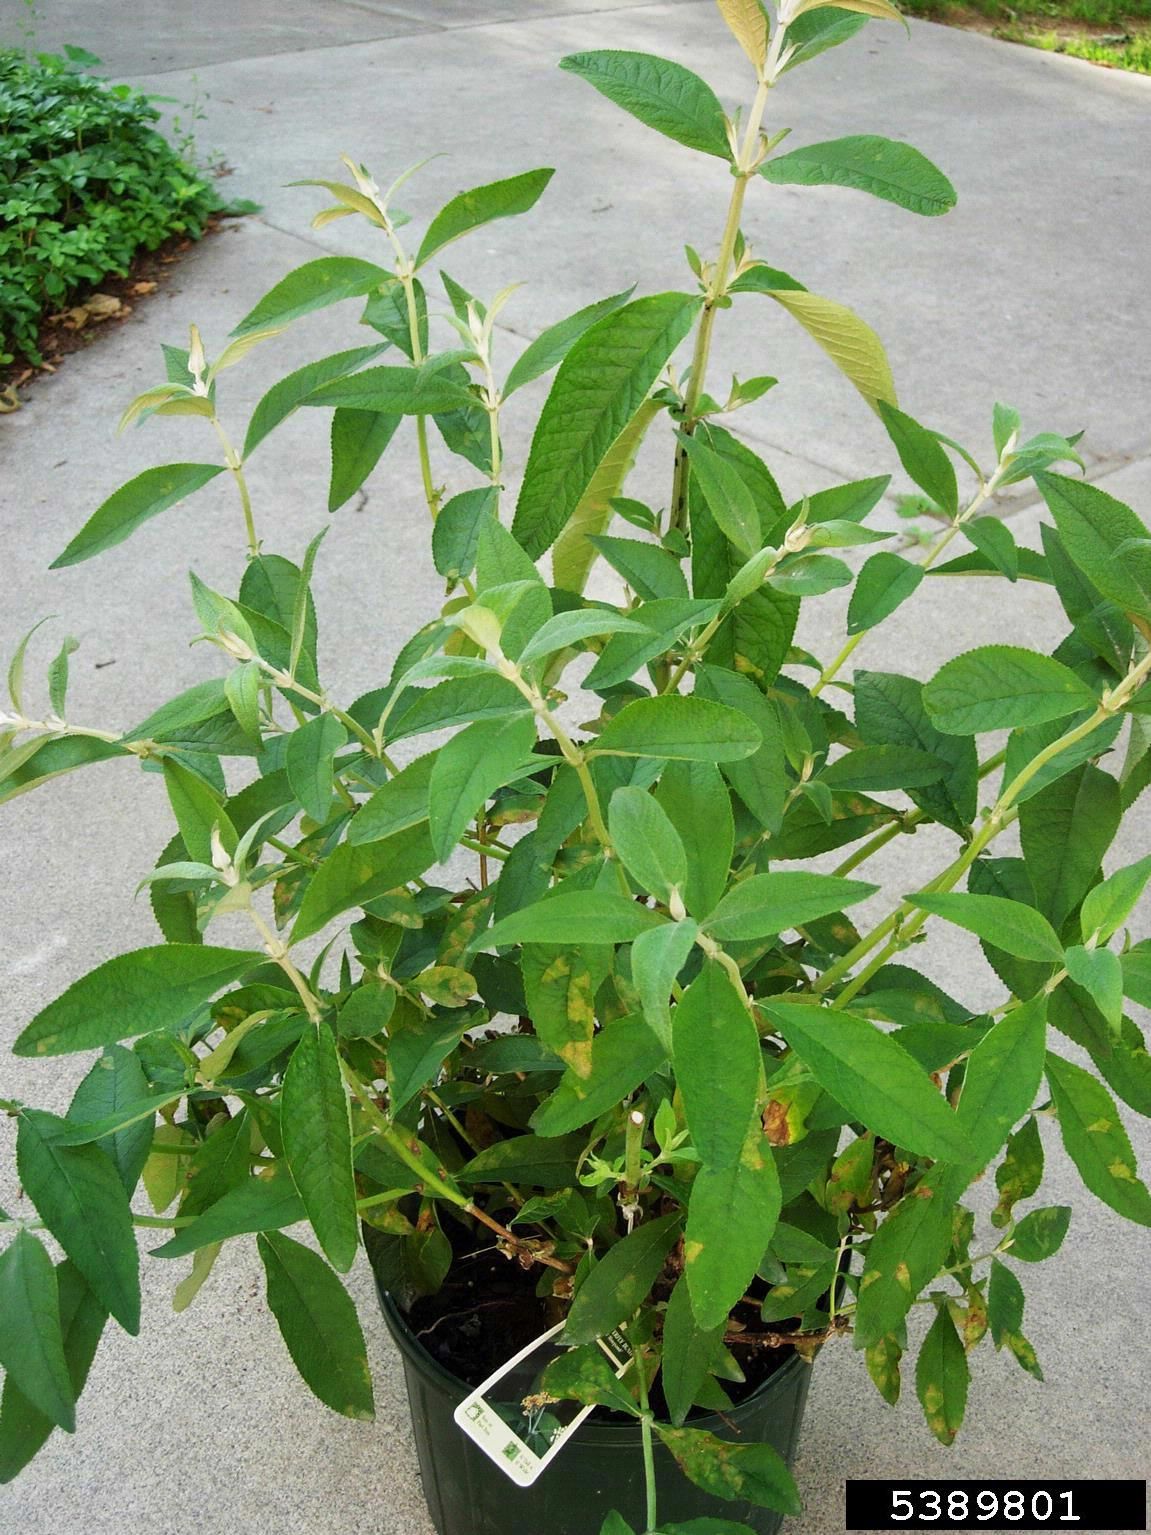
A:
377 1285 813 1535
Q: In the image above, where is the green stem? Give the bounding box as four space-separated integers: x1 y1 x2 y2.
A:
341 1060 469 1209
816 683 1134 1001
635 1354 659 1535
246 904 323 1022
211 416 258 557
668 77 772 536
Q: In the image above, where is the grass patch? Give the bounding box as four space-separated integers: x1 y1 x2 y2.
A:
902 0 1151 72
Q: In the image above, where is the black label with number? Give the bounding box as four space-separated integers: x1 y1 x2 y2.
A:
845 1479 1147 1530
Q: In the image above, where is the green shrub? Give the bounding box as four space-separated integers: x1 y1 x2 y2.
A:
0 49 221 367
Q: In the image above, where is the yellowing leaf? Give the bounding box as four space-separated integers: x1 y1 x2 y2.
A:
767 289 897 408
552 399 661 593
791 0 905 25
716 0 768 71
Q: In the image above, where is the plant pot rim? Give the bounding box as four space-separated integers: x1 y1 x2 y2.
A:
377 1284 812 1444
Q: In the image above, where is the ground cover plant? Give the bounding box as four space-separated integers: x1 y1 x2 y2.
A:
0 46 221 367
900 0 1151 74
2 1 1151 1529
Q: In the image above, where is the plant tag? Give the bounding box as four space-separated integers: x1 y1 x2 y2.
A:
452 1320 632 1486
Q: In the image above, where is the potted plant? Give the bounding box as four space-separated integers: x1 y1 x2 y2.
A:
3 3 1150 1532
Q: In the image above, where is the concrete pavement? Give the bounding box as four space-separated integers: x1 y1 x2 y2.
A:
1 3 1149 1531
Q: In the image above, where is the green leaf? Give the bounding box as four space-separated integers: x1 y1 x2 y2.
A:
909 891 1063 964
483 891 667 949
878 401 957 515
589 534 689 601
855 670 976 836
559 51 732 159
956 994 1047 1166
0 1262 105 1483
1063 945 1124 1029
282 1024 358 1272
762 1002 974 1163
1040 524 1132 676
257 1231 374 1419
761 287 897 408
685 1134 781 1328
387 1009 470 1110
1035 471 1151 621
6 615 54 716
14 945 262 1057
151 1172 305 1257
232 257 391 336
428 714 537 862
693 669 786 837
780 6 870 72
224 661 261 740
292 822 435 942
348 752 434 845
565 1212 682 1343
513 292 699 558
416 168 554 268
987 1256 1024 1345
0 1233 75 1431
963 516 1019 581
518 609 646 667
586 599 719 691
504 287 635 397
1009 1204 1071 1262
820 746 945 793
854 1163 967 1347
51 464 225 569
674 961 761 1166
1081 853 1151 943
459 1133 584 1188
655 758 735 918
328 407 401 511
243 345 387 457
1046 1053 1151 1225
768 553 852 597
431 486 497 584
67 1046 153 1193
847 552 924 634
1019 763 1120 929
609 786 687 903
592 695 761 763
923 645 1097 735
285 713 347 825
45 635 77 717
662 1275 725 1426
304 358 474 415
16 1111 139 1334
703 871 877 940
681 434 761 556
662 1522 758 1535
762 135 955 216
916 1304 969 1446
631 919 698 1047
532 1016 668 1136
656 1426 801 1516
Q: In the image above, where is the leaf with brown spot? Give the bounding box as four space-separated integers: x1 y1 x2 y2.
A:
865 1332 902 1405
656 1425 801 1516
915 1303 968 1446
